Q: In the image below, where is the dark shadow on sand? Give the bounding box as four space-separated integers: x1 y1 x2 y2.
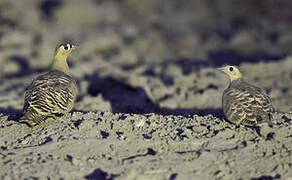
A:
121 50 287 76
0 107 22 121
175 50 286 75
84 168 118 180
1 56 46 79
85 74 225 118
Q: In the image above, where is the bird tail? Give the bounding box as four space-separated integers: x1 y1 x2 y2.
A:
20 116 37 127
20 111 45 127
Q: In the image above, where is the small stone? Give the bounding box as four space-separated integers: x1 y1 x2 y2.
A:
88 158 95 163
258 123 273 139
135 119 145 127
72 157 80 166
77 120 96 131
21 139 29 145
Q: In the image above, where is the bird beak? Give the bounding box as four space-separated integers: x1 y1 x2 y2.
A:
217 67 225 72
72 45 79 50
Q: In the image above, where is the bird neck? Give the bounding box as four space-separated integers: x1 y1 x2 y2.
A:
230 73 242 82
229 78 244 87
51 54 70 75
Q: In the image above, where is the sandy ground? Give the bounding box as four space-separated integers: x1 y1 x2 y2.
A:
1 0 292 179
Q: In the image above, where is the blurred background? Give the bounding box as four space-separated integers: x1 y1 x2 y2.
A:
1 0 292 117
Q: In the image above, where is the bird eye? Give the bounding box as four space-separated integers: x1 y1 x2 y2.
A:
229 67 234 72
63 44 70 51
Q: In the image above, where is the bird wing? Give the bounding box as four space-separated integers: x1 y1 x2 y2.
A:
223 85 274 126
24 71 77 117
239 83 275 114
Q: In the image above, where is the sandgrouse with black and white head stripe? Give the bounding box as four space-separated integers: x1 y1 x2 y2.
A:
22 43 78 126
218 65 275 126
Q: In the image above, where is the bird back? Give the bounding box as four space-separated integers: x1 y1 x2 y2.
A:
22 70 77 125
222 79 274 126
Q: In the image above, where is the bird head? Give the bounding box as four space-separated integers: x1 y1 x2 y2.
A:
217 65 242 81
54 43 78 59
51 43 78 74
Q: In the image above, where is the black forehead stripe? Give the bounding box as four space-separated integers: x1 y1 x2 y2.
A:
58 43 72 48
57 43 66 48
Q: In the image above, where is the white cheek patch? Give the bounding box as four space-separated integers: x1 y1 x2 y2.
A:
67 44 72 50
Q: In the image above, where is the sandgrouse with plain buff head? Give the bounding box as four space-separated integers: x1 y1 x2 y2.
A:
22 43 78 126
218 65 275 126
